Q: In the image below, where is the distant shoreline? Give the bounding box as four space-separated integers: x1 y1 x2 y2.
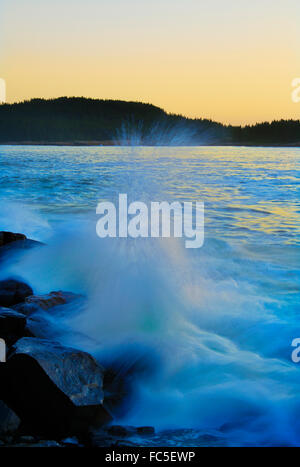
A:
1 98 299 148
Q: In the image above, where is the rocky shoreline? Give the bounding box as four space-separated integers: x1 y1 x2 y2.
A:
0 231 154 447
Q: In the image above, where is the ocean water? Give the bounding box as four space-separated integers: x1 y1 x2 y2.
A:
0 145 300 446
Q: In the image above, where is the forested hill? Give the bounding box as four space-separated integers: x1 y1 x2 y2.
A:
0 97 299 146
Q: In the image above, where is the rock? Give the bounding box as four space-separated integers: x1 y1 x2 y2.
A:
24 315 54 339
0 231 42 259
25 291 78 310
0 400 21 434
137 426 155 435
0 307 27 346
0 231 27 247
0 279 33 308
90 428 139 447
103 368 132 417
35 440 61 447
14 291 82 316
4 439 62 447
106 425 131 437
0 338 112 437
61 436 80 447
18 435 36 443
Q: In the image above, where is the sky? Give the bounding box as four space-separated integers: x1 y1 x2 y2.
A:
0 0 299 125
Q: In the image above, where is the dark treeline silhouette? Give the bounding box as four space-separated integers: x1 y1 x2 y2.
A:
0 97 299 146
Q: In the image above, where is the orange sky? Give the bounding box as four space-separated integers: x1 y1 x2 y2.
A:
1 0 299 125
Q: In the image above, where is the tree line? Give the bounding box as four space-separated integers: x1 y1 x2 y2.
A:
0 97 299 146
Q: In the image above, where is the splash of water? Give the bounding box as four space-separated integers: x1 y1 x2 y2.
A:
114 117 210 146
2 209 300 446
1 144 299 446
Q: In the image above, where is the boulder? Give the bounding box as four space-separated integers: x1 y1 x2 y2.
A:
0 231 42 260
0 279 33 308
14 291 81 316
104 424 155 438
0 231 26 247
0 338 111 437
0 307 27 346
103 368 132 417
137 426 155 435
0 400 20 434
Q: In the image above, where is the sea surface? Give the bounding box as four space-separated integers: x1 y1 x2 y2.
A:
0 145 300 446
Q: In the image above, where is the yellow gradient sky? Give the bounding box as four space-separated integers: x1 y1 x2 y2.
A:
1 0 299 125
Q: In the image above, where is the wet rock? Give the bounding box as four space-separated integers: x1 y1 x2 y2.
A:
0 400 21 434
35 440 61 447
200 434 221 443
0 230 44 251
0 231 42 259
24 315 53 339
103 368 132 417
26 291 79 310
0 307 27 346
0 231 27 247
13 302 40 317
3 435 13 444
14 291 82 316
90 428 139 447
0 338 111 438
18 435 36 443
3 439 62 447
106 425 132 437
0 279 33 308
137 426 155 435
61 436 80 447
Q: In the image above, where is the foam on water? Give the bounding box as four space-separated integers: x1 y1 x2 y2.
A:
0 145 299 446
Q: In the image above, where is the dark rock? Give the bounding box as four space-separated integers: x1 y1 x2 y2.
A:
106 425 131 437
13 302 39 316
90 428 139 447
103 368 132 417
0 231 27 247
0 307 27 346
18 435 36 443
200 434 220 442
137 426 155 435
26 291 79 310
34 440 61 447
0 231 42 259
14 290 81 316
61 436 80 447
24 315 53 339
0 279 33 308
0 400 21 434
4 439 62 447
0 338 112 438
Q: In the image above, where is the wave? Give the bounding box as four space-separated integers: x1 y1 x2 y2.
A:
1 201 300 446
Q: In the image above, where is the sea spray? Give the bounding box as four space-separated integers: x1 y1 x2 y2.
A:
2 219 300 446
0 145 299 446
